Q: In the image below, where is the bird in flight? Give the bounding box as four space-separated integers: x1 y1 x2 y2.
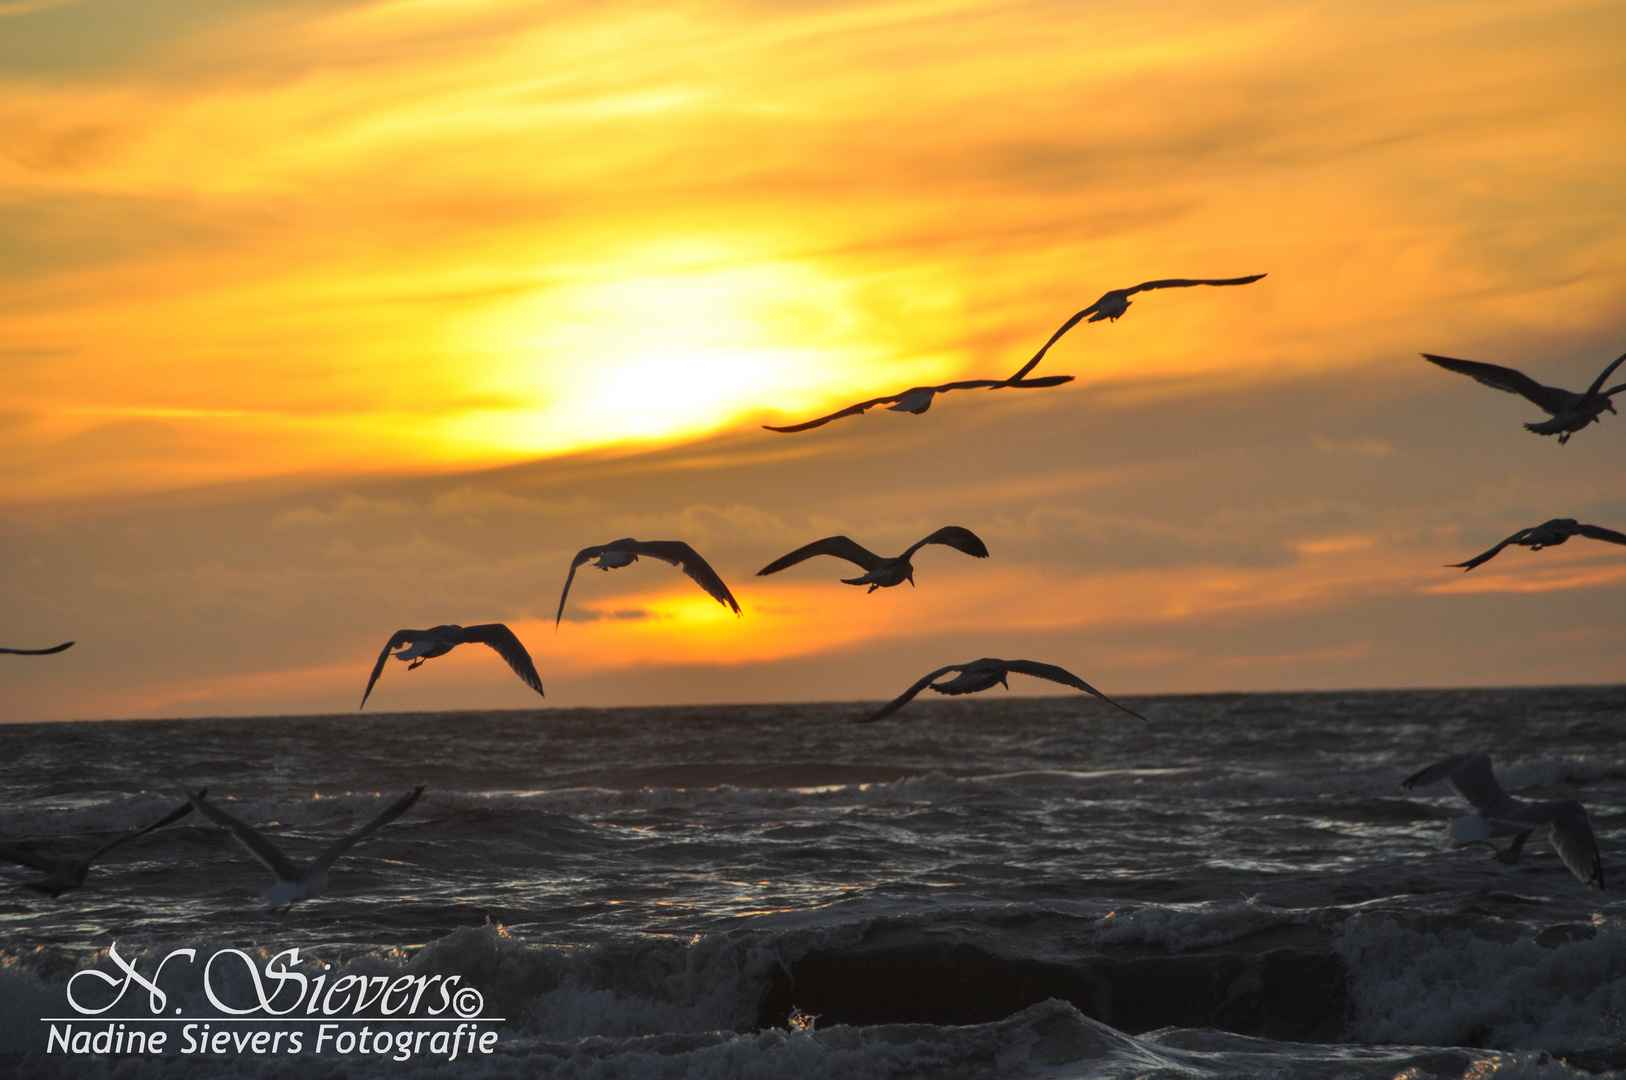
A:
1422 349 1626 444
856 657 1146 723
179 785 425 911
556 539 740 626
1006 274 1267 381
1449 518 1626 571
360 623 543 708
0 793 201 898
1402 754 1603 889
757 526 989 592
0 641 73 655
762 375 1073 434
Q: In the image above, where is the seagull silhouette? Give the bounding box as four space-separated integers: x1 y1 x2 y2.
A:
0 642 73 655
1007 274 1267 381
360 624 543 708
762 375 1073 434
757 526 989 592
556 539 740 626
179 785 424 911
1402 754 1603 889
1449 518 1626 570
0 793 201 898
856 658 1146 723
1422 349 1626 444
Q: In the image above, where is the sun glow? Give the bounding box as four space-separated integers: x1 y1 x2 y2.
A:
447 243 958 455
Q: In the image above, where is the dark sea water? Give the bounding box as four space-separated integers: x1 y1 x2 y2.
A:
0 686 1623 1078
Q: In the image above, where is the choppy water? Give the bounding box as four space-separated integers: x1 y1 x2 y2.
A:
0 686 1623 1077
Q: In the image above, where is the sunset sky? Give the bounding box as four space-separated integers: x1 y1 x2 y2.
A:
3 0 1625 721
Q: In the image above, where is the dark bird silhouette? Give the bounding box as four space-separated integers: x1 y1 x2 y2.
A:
1450 518 1626 570
180 785 424 911
556 539 740 626
0 642 73 655
757 526 989 592
762 375 1073 434
1007 274 1267 381
1402 754 1602 889
1422 349 1626 444
856 657 1146 723
0 793 201 898
359 624 542 708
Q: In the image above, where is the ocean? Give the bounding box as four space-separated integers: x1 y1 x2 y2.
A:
0 685 1622 1078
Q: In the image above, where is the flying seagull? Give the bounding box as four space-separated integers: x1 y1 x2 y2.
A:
1421 349 1626 444
1007 274 1267 381
1402 754 1603 889
0 793 201 898
360 623 543 708
1450 518 1626 571
757 526 989 592
0 641 73 655
856 657 1146 723
556 539 740 626
179 785 424 911
763 375 1073 434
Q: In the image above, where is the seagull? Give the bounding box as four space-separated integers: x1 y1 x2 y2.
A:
856 658 1146 723
359 624 543 709
0 794 201 898
762 375 1073 434
1449 518 1626 570
179 785 425 911
757 526 989 592
1422 349 1626 444
1401 754 1603 889
1006 274 1267 381
556 539 740 626
0 642 73 655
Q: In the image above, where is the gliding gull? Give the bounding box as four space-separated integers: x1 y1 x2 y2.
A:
556 539 740 626
360 623 543 708
178 785 425 911
0 793 201 898
856 658 1146 723
1007 274 1267 381
1449 518 1626 570
763 375 1073 434
1402 754 1603 889
1422 349 1626 444
757 526 989 592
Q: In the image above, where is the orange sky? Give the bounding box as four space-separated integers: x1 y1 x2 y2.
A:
3 0 1625 719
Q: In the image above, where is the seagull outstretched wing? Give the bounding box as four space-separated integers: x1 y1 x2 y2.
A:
758 537 884 576
0 642 73 655
1421 354 1573 415
899 526 989 562
360 629 423 708
181 788 306 884
1448 528 1537 571
763 376 1073 433
1007 274 1267 380
555 545 612 627
457 624 544 697
1401 753 1520 818
625 541 741 614
999 659 1146 720
309 787 425 876
1582 350 1626 398
1574 523 1626 546
854 664 964 723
